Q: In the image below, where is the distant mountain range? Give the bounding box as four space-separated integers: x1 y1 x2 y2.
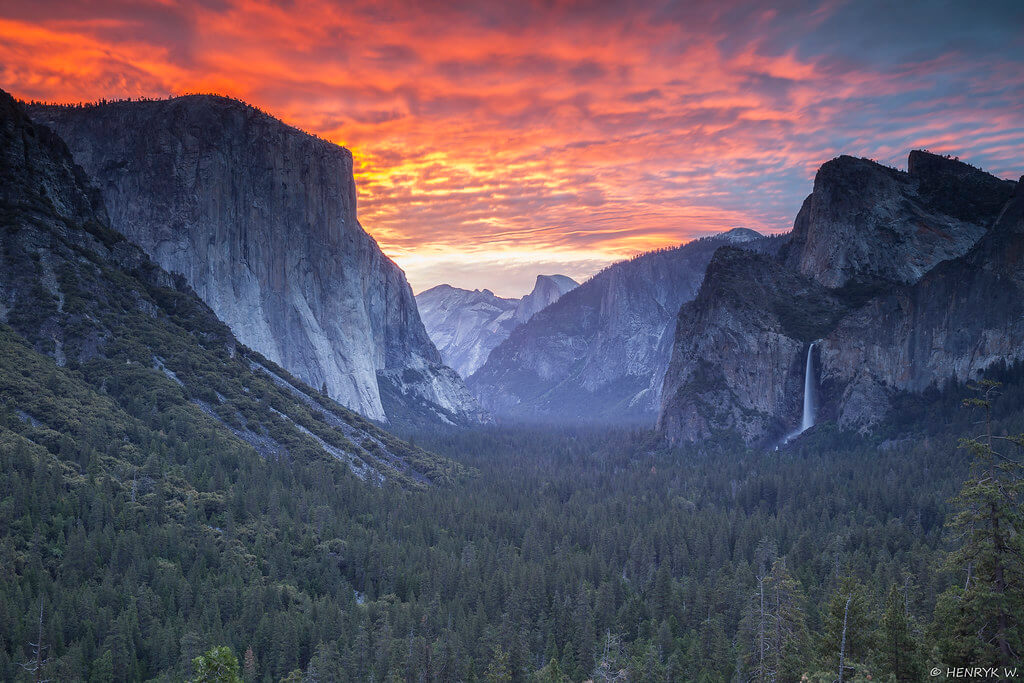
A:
416 274 578 377
467 228 781 423
28 96 485 428
14 88 1022 446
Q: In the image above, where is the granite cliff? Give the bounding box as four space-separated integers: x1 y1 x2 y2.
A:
28 96 484 427
416 274 578 377
659 151 1019 445
512 274 579 326
784 151 1014 287
0 88 457 486
819 176 1024 429
469 229 764 422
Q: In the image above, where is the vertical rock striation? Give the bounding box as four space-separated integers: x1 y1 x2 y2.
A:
512 274 579 326
819 175 1024 429
0 87 455 485
658 248 846 443
29 96 484 426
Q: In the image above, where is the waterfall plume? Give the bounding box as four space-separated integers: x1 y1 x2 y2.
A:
782 342 817 445
800 342 816 432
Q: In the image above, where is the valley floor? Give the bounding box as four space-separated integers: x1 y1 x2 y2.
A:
6 371 1023 682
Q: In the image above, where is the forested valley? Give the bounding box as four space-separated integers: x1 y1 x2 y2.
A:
2 355 1022 681
1 77 1021 683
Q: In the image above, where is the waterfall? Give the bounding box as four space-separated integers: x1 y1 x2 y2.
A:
782 343 817 445
800 342 816 433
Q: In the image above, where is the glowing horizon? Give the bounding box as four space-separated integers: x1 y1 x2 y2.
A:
2 0 1022 297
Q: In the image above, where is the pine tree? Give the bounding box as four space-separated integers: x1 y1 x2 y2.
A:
875 585 922 681
88 651 113 683
306 641 343 682
242 646 257 683
934 381 1024 665
485 644 512 682
817 578 872 681
20 597 49 683
740 557 807 683
533 657 569 682
766 559 808 683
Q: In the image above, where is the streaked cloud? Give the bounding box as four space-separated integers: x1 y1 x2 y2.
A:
1 0 1021 295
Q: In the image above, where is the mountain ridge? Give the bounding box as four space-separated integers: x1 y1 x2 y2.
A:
0 87 458 486
468 228 766 423
416 274 578 378
659 151 1019 445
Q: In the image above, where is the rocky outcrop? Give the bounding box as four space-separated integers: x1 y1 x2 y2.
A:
659 151 1019 445
512 274 579 325
28 96 483 426
0 88 456 486
658 248 849 443
783 153 1014 288
416 275 578 377
469 228 762 423
820 176 1024 428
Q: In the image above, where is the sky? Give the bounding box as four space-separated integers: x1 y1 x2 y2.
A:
1 0 1022 296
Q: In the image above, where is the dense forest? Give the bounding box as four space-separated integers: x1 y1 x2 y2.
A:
2 342 1022 681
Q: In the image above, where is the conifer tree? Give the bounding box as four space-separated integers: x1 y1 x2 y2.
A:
485 644 512 682
875 585 922 681
766 559 808 683
533 657 569 682
817 578 873 681
934 381 1024 665
242 646 257 682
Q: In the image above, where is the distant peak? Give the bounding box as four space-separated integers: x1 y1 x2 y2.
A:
535 273 578 285
532 274 579 296
717 227 763 243
417 284 456 296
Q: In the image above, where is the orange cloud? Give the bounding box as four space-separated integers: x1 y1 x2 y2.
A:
1 0 1021 295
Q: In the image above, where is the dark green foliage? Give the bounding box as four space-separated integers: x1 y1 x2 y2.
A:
816 577 875 680
1 82 1019 677
932 382 1024 667
0 402 1000 681
876 584 923 681
6 331 1021 680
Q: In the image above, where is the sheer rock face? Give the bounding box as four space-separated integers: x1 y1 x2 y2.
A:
784 152 1015 288
658 248 847 444
416 275 578 378
659 151 1020 445
29 96 484 425
512 275 579 326
0 88 454 484
820 176 1024 428
468 229 763 423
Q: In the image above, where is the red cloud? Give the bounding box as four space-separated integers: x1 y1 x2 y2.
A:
1 0 1020 295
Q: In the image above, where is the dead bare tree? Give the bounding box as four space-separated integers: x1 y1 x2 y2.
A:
838 595 852 683
21 597 50 683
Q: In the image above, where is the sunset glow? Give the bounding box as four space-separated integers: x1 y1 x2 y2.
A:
2 0 1022 295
